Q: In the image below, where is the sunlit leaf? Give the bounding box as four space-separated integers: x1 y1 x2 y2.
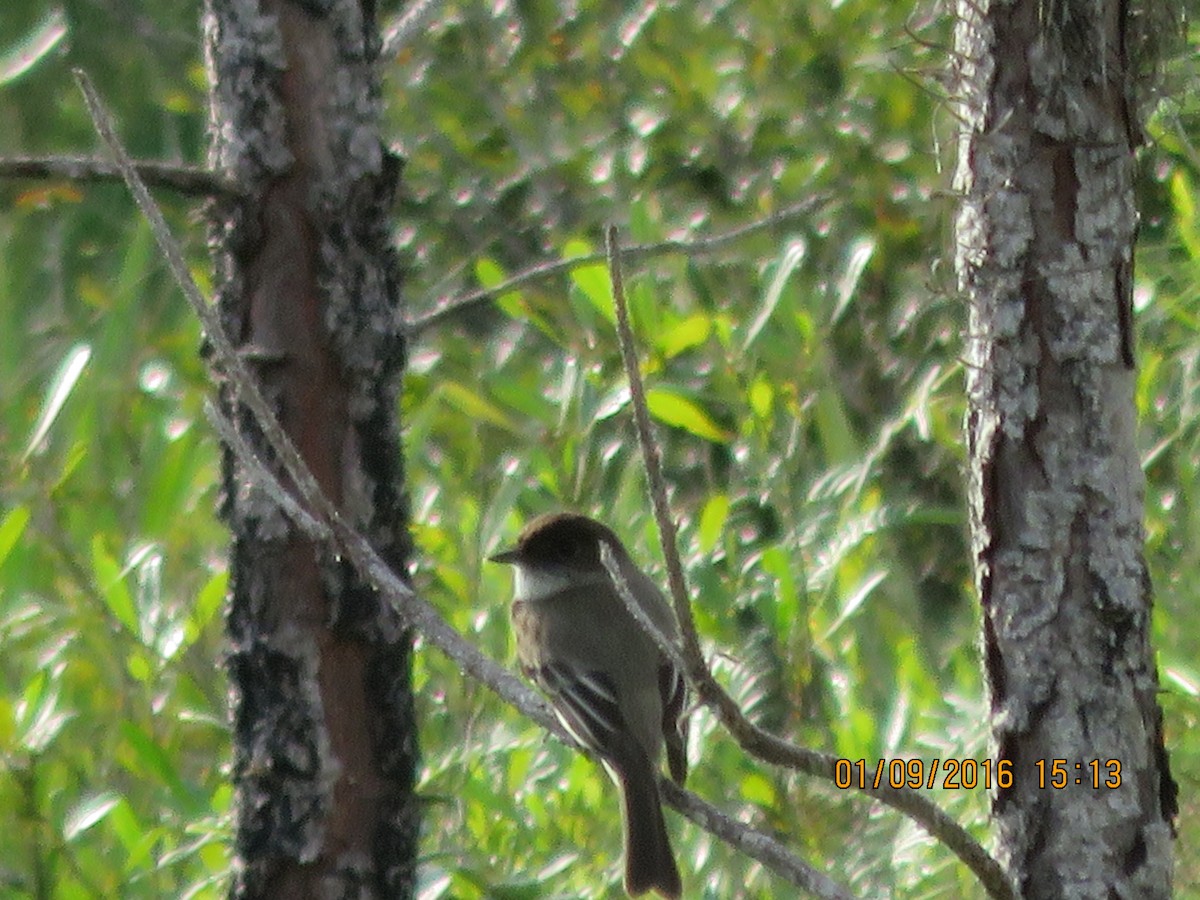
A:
64 792 122 840
831 236 876 324
564 239 614 324
645 388 732 443
739 771 776 806
0 504 31 568
475 257 528 322
748 375 773 420
743 237 805 350
17 669 73 753
91 536 138 634
697 494 729 553
23 342 91 461
657 313 711 358
1168 169 1200 260
0 7 67 84
823 570 887 639
190 570 228 638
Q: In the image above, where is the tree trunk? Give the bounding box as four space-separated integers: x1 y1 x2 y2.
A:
953 1 1177 896
205 0 419 896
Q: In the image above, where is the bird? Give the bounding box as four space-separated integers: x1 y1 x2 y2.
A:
491 511 688 898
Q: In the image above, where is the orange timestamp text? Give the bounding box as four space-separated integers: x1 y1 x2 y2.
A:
833 758 1124 791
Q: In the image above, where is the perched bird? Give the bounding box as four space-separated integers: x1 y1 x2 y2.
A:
491 512 688 898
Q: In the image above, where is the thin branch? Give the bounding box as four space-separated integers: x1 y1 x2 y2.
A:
0 154 236 199
203 400 330 541
75 68 341 537
75 70 846 899
604 226 1015 900
661 780 852 900
405 193 830 337
599 541 687 673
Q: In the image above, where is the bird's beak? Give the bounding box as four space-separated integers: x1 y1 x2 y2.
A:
488 547 521 565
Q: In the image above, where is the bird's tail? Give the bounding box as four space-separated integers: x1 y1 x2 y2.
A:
617 755 681 898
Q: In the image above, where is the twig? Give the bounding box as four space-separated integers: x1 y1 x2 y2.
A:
405 193 830 337
604 225 1015 900
0 154 236 199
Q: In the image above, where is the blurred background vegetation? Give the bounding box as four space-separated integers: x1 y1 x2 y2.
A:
0 1 1196 896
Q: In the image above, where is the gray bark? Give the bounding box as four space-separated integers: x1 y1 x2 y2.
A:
205 0 418 896
953 1 1176 897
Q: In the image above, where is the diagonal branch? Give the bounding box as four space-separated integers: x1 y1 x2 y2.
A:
604 225 1015 900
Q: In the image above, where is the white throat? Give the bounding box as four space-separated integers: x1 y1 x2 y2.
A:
512 563 608 602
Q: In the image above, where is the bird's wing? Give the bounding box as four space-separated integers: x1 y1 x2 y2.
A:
659 661 688 785
536 660 627 758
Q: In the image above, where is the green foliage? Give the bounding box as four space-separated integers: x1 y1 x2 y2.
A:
1 0 1196 898
395 3 986 896
1 5 226 897
1139 73 1200 891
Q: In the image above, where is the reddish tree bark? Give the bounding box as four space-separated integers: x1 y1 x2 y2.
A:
205 0 418 895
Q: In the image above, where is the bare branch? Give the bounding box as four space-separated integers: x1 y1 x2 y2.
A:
405 193 830 337
0 154 235 199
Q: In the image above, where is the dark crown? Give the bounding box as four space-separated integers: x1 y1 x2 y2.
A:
513 512 622 568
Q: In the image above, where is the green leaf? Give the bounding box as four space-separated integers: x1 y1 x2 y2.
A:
743 237 805 350
748 375 774 420
190 570 228 637
645 388 732 443
23 342 92 461
1169 169 1200 260
813 387 859 463
760 546 799 636
92 536 138 634
475 257 508 288
476 257 523 317
697 494 729 553
739 771 777 806
440 381 520 432
0 504 31 567
106 797 143 855
64 792 122 840
119 721 204 816
564 238 614 324
657 313 712 358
